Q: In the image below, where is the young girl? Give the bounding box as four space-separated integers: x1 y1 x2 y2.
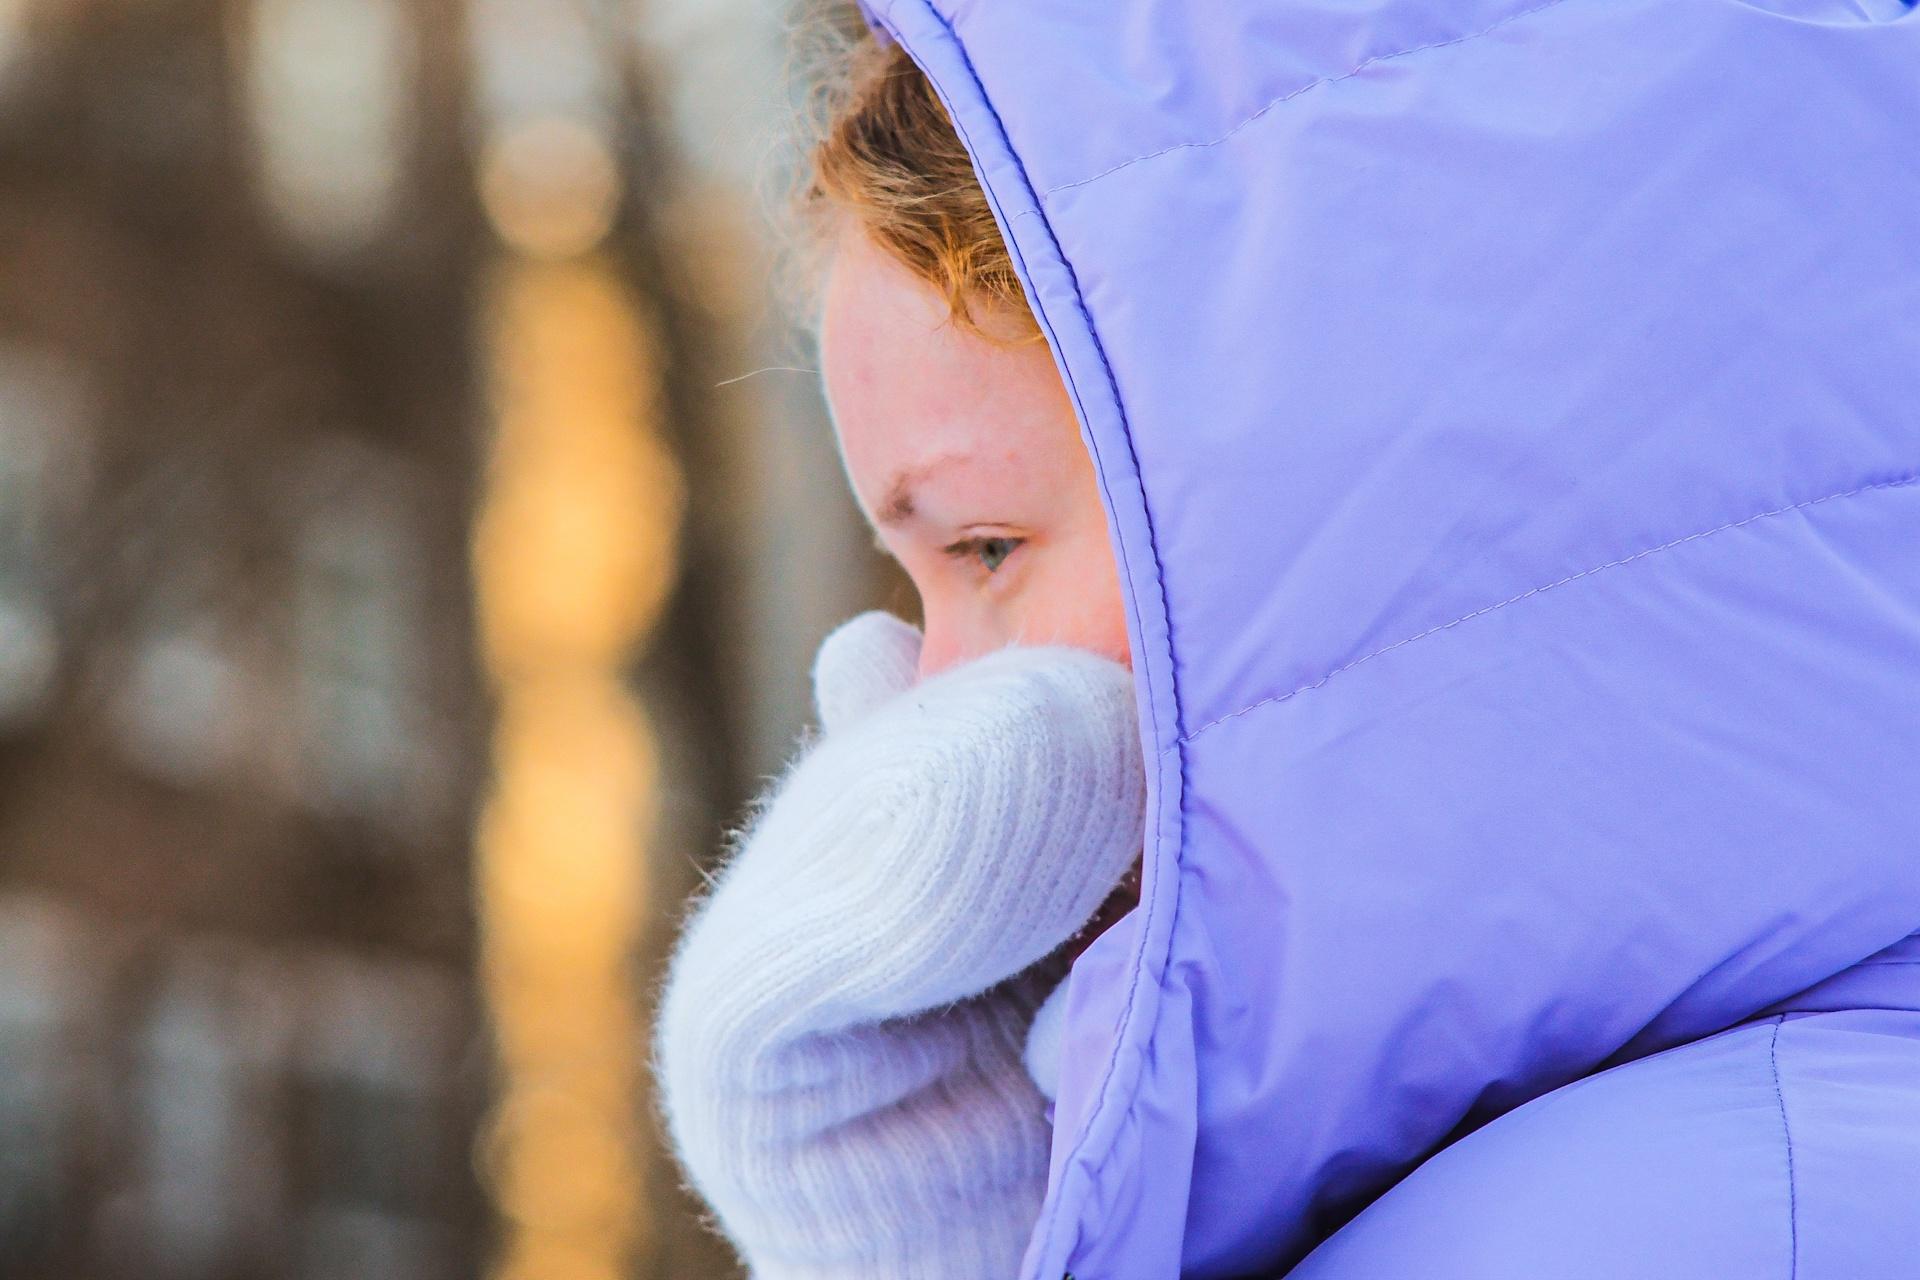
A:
660 4 1920 1279
654 30 1141 1280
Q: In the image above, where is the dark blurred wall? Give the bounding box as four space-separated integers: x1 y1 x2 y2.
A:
0 0 852 1273
0 1 892 1276
0 1 491 1277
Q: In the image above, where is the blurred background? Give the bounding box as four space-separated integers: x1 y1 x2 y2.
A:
0 1 899 1276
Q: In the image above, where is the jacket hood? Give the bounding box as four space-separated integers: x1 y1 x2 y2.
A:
854 2 1920 1275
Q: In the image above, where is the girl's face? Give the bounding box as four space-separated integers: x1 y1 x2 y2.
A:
817 227 1130 679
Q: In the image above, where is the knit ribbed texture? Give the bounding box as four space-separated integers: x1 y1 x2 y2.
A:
654 611 1145 1279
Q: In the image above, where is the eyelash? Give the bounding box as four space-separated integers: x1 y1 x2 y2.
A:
943 535 1024 574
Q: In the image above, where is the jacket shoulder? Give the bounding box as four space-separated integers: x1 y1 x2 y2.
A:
1290 1012 1920 1280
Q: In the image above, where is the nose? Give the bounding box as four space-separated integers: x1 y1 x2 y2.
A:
915 624 965 681
914 600 994 681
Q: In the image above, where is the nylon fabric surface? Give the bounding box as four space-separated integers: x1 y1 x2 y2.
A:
852 1 1920 1275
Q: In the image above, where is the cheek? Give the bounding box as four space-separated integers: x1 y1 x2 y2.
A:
1098 591 1133 670
1087 558 1133 669
1030 536 1131 667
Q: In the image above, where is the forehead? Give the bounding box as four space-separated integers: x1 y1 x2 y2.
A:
818 230 1065 484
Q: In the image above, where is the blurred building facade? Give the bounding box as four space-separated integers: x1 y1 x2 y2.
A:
0 1 884 1277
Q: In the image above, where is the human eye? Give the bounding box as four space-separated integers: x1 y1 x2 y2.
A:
943 534 1024 574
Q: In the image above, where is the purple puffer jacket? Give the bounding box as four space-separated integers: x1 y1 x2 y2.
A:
854 2 1920 1276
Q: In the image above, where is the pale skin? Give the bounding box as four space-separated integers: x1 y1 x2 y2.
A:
816 224 1131 680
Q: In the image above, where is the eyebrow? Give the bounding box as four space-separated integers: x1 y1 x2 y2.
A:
875 455 962 528
877 476 917 526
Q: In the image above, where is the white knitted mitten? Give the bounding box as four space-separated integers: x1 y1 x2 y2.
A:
654 611 1144 1280
1023 978 1073 1105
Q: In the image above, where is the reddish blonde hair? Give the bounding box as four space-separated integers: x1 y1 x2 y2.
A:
794 28 1040 346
